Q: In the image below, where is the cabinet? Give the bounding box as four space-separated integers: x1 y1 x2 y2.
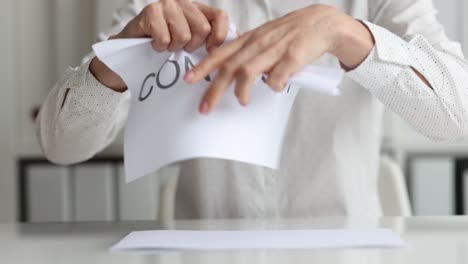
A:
20 158 168 222
117 164 160 221
408 157 454 215
74 164 116 221
26 165 72 222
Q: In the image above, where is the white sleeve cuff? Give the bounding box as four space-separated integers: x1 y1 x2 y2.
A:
62 57 129 115
346 20 410 93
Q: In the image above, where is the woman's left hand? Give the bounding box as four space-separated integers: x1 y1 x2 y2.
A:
184 4 375 114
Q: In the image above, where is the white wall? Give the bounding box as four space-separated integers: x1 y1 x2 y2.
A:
16 0 55 150
95 0 129 34
433 0 463 42
465 1 468 51
0 0 96 221
0 0 17 222
52 0 95 78
15 0 95 151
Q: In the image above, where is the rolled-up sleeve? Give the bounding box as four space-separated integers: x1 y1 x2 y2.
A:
347 0 468 141
36 0 153 164
37 58 130 165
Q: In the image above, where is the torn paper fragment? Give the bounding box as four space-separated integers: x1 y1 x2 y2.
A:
93 25 343 182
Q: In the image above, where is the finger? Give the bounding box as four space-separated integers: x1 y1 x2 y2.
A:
234 44 288 105
181 3 212 52
267 42 325 91
200 45 260 109
199 65 236 114
200 36 283 112
194 3 229 50
189 25 288 82
185 35 248 83
139 4 171 51
267 50 307 92
188 22 293 83
163 1 192 51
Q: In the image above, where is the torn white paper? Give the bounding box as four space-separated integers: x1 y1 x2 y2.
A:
111 229 406 251
93 25 343 182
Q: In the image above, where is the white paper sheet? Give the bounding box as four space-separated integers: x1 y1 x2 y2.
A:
93 25 344 182
111 229 406 251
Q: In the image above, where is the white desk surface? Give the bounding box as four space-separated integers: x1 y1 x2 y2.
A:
1 217 467 264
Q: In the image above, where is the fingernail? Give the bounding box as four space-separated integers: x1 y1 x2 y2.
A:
184 71 195 83
199 101 210 115
240 98 249 106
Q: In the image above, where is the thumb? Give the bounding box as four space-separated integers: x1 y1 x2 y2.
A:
193 2 230 50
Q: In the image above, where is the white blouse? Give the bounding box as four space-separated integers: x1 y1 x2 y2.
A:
37 0 468 219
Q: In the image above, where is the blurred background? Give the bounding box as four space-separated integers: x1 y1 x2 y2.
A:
0 0 467 223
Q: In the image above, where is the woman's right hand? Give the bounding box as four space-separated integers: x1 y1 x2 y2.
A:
90 0 229 92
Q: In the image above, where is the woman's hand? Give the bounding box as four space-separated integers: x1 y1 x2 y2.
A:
90 0 229 92
185 4 374 114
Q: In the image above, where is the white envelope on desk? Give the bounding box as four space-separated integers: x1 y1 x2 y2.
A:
93 25 343 182
111 229 406 251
